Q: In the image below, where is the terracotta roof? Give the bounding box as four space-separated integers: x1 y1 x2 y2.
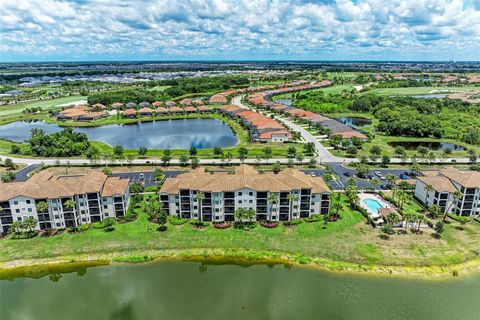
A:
152 101 164 107
138 107 153 114
160 165 330 194
92 103 107 110
417 175 457 193
440 167 480 188
111 102 124 109
191 99 204 105
259 130 292 139
179 98 192 106
197 105 209 111
155 107 168 113
123 109 137 116
165 101 176 107
169 106 183 112
0 170 128 201
209 94 228 104
184 106 197 112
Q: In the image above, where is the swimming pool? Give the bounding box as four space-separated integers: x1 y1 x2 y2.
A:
363 198 385 214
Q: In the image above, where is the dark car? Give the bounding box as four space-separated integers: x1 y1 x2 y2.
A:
343 172 351 177
399 173 409 180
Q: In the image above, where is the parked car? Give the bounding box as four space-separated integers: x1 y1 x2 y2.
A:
399 173 409 180
310 172 316 177
343 172 351 177
374 171 382 177
139 173 145 180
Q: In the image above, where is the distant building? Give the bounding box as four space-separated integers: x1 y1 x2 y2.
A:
123 109 137 118
209 94 228 104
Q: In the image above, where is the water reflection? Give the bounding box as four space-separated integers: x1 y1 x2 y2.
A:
0 119 238 149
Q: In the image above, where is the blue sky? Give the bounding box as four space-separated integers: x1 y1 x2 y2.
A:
1 0 479 62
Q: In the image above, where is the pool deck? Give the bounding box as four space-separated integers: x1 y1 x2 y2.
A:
358 193 394 225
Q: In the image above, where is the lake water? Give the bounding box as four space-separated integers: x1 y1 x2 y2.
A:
0 119 238 149
336 117 372 128
387 141 465 151
1 261 479 320
412 94 449 99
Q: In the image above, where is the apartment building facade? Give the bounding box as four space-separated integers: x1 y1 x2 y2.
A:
415 167 480 217
159 165 330 222
0 171 130 233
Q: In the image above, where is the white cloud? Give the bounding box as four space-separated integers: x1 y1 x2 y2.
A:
0 0 479 61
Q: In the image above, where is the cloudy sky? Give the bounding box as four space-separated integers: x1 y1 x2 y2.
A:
1 0 479 62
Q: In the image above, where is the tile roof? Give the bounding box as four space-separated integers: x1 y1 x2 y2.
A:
138 107 153 114
440 167 480 188
160 165 330 194
123 109 137 116
0 170 129 201
417 175 457 192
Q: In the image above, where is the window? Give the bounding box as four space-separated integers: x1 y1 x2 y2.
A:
238 192 242 196
54 215 59 219
15 209 20 213
249 200 253 203
103 205 108 209
27 208 32 213
13 200 18 205
215 208 220 212
238 200 242 204
56 223 61 227
26 200 31 204
249 192 253 196
17 217 22 222
82 218 86 222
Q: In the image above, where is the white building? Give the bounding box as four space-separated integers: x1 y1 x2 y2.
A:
415 167 480 217
159 165 330 222
0 170 130 233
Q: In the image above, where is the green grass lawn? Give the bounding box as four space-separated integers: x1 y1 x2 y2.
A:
0 96 87 117
1 195 479 272
364 86 480 96
272 84 356 100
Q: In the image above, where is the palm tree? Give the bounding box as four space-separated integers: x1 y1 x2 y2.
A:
64 199 76 211
287 192 297 220
443 190 463 222
195 192 205 222
424 184 434 205
370 178 380 192
268 193 278 222
329 193 342 219
36 201 49 213
386 174 396 190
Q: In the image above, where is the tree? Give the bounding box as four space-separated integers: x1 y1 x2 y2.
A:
262 146 273 163
138 146 148 157
418 146 429 159
154 168 164 182
189 146 197 157
427 204 441 219
296 153 304 163
287 146 296 159
102 167 112 176
273 161 282 173
4 158 15 170
457 216 470 230
191 157 199 168
191 192 206 221
370 178 380 191
303 142 315 155
113 145 124 159
443 190 462 222
1 172 15 182
370 145 382 156
287 192 297 220
434 221 444 237
346 146 358 156
410 161 421 176
394 146 406 159
10 145 21 154
238 147 248 162
385 174 396 189
22 217 37 232
142 198 162 221
308 158 317 168
179 154 189 166
213 146 223 158
64 199 76 211
468 149 478 163
381 155 391 167
329 193 342 219
130 182 144 194
356 163 369 178
268 193 278 222
36 201 49 213
161 150 171 166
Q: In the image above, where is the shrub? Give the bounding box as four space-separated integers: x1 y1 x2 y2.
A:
168 216 188 225
157 225 168 232
303 215 323 223
145 185 159 193
104 225 115 232
233 221 257 230
190 219 209 228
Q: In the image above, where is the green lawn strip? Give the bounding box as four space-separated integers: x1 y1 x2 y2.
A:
364 86 480 96
0 96 86 116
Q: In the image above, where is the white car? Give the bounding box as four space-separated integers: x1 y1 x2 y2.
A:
374 171 382 177
139 173 145 180
310 172 316 177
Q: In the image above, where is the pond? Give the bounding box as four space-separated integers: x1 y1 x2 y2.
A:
387 141 465 151
1 261 479 320
274 99 293 106
412 94 449 99
0 119 238 149
336 117 372 128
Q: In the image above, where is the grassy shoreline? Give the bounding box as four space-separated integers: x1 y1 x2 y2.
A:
1 247 479 281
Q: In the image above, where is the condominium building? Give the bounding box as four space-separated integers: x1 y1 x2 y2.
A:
159 165 331 222
415 167 480 217
0 170 130 233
